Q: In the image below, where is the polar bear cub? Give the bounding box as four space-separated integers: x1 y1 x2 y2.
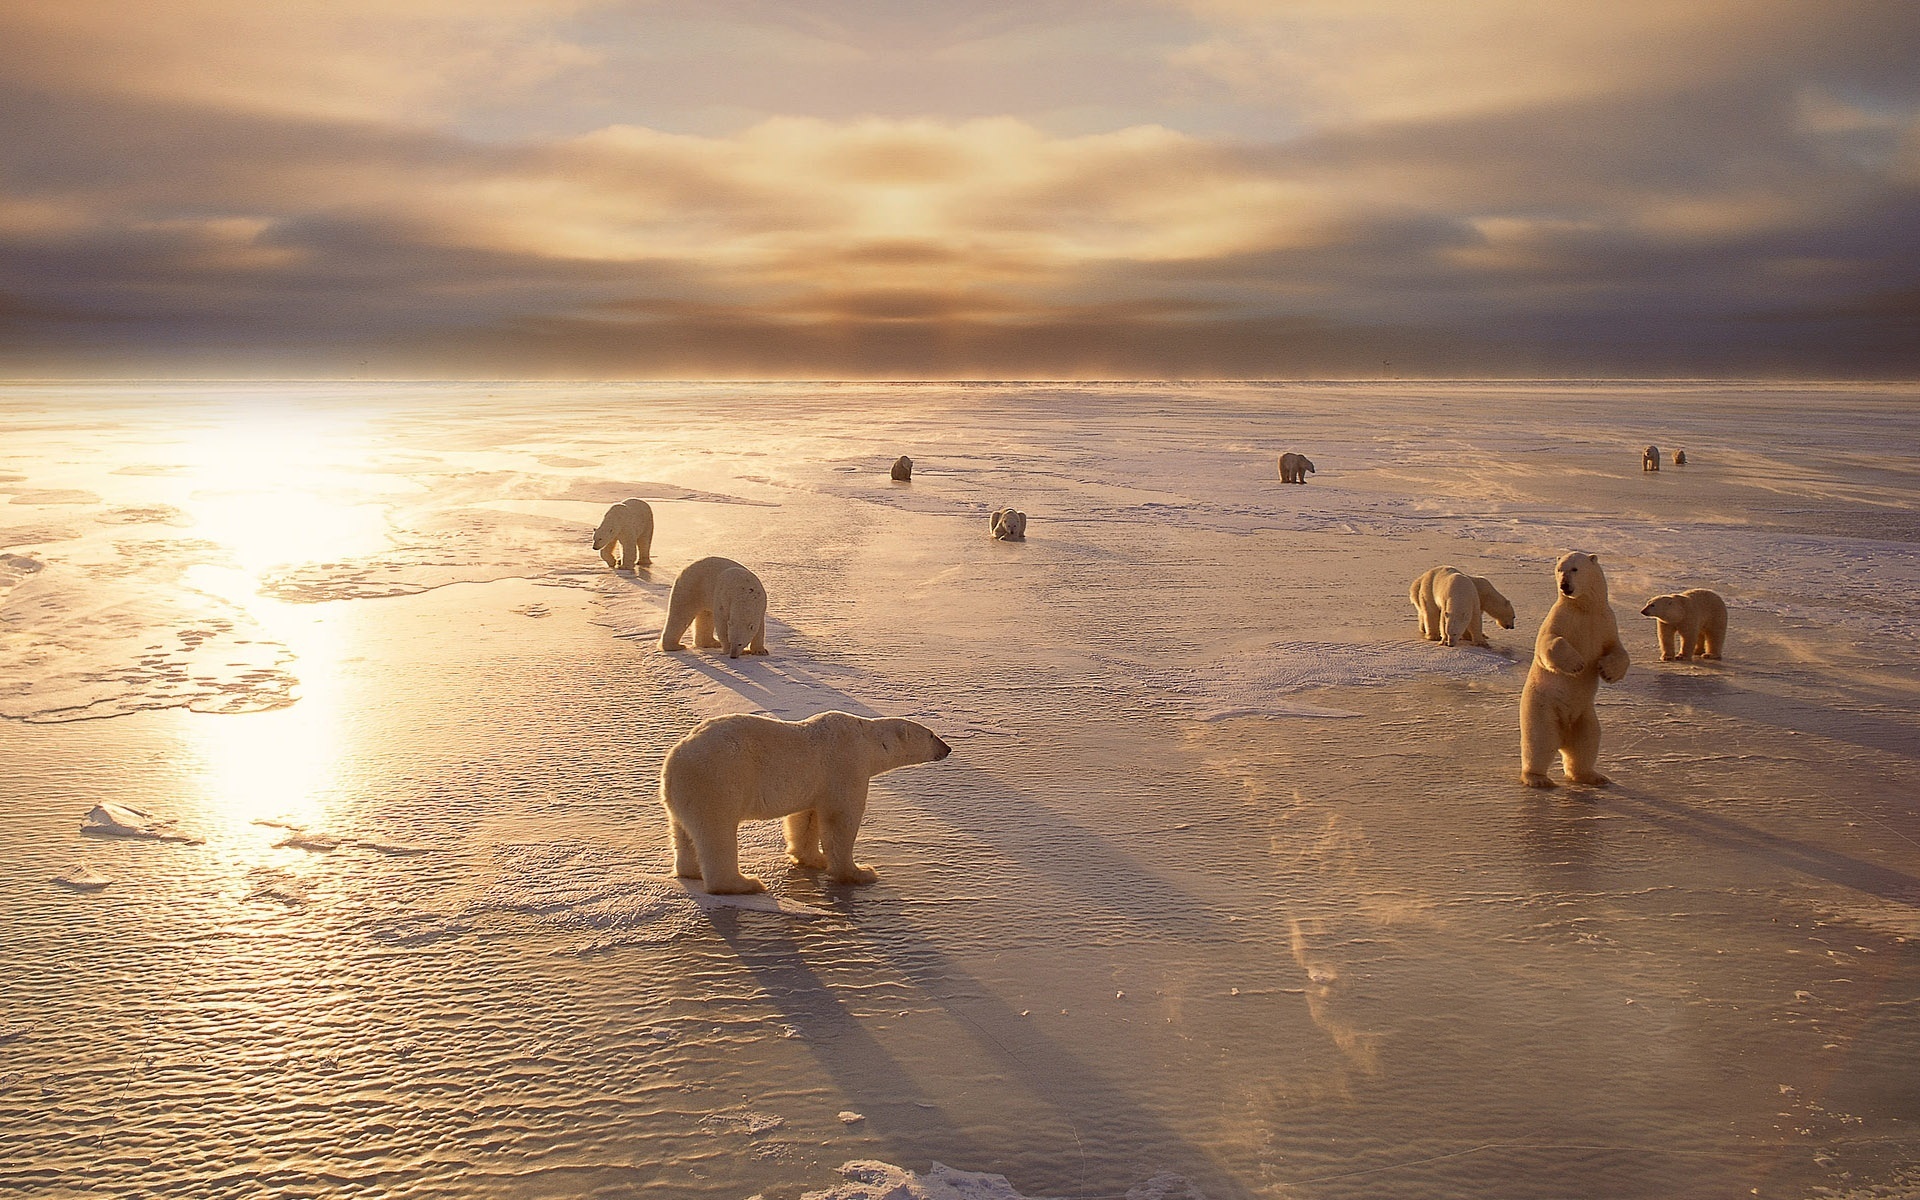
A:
593 498 654 569
1279 452 1316 484
990 508 1027 540
1410 566 1516 647
660 556 768 658
660 711 952 893
891 455 913 481
1520 551 1630 789
1640 588 1727 661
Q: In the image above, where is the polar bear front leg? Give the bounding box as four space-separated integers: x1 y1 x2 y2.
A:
635 528 652 567
600 543 619 569
783 810 828 869
1597 642 1629 683
1542 636 1586 675
820 786 877 885
693 608 722 649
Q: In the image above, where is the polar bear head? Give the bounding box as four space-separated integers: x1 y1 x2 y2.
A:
866 717 953 770
713 567 768 658
1639 594 1688 622
1554 551 1608 603
1473 577 1516 629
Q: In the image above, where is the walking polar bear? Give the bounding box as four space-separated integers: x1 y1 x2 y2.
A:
660 556 768 658
990 508 1027 541
1279 452 1316 484
1520 552 1630 789
660 711 952 893
593 498 654 569
1642 446 1661 471
1640 588 1727 661
1410 566 1516 647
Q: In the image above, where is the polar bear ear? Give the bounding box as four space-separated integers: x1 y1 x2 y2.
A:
1588 554 1600 563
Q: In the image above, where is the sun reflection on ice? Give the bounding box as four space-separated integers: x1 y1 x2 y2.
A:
182 566 352 835
168 408 393 837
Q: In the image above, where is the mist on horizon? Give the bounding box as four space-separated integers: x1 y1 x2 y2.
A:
2 1 1916 380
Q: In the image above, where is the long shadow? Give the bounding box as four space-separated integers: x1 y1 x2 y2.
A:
1598 787 1920 907
1638 668 1920 761
664 652 1249 946
700 907 998 1170
657 656 1269 1194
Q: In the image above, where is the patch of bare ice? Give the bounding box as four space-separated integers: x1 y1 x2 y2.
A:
799 1161 1031 1200
1123 640 1517 721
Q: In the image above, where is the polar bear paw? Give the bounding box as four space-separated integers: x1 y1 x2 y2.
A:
830 865 879 886
1521 771 1558 789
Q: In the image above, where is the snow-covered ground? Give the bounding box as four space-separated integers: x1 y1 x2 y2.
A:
2 380 1917 1198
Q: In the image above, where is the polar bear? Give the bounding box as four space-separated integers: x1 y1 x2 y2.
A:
990 508 1027 540
891 456 913 482
1640 588 1727 661
1410 566 1517 647
1642 446 1661 471
593 498 654 569
660 556 768 658
660 711 952 893
1279 452 1316 484
1672 449 1687 466
1520 551 1630 788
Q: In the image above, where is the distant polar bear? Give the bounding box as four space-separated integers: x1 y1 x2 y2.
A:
1673 449 1687 466
1642 446 1661 471
990 508 1027 540
593 498 654 569
660 556 768 658
891 456 913 481
660 711 952 893
1520 551 1630 789
1640 588 1727 661
1410 566 1516 647
1279 452 1316 484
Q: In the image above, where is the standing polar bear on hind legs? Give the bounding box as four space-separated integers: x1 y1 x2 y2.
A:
1410 566 1516 647
660 556 769 658
593 498 654 569
1520 551 1630 789
660 711 952 893
1279 452 1316 484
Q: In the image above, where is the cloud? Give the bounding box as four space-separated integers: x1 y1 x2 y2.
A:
0 0 1916 376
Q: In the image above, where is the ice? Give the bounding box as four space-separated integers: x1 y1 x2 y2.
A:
79 802 203 844
802 1161 1033 1200
49 864 112 891
2 381 1917 1200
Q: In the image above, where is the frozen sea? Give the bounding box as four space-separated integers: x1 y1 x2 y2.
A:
2 380 1917 1199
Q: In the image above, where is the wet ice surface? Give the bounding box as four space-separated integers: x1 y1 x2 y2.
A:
2 380 1918 1199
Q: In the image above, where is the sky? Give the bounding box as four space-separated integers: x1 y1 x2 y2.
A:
1 0 1916 379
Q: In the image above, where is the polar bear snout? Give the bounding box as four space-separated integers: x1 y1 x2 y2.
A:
1640 602 1655 615
933 737 951 760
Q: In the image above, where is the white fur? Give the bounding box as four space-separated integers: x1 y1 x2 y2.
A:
659 711 952 893
593 498 654 569
1520 552 1629 788
990 508 1027 540
1410 566 1517 647
660 556 769 658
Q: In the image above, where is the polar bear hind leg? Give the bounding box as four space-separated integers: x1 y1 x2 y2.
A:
635 526 652 567
1700 611 1726 659
1519 701 1560 788
670 818 701 879
784 811 827 869
1563 709 1611 786
687 820 764 894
